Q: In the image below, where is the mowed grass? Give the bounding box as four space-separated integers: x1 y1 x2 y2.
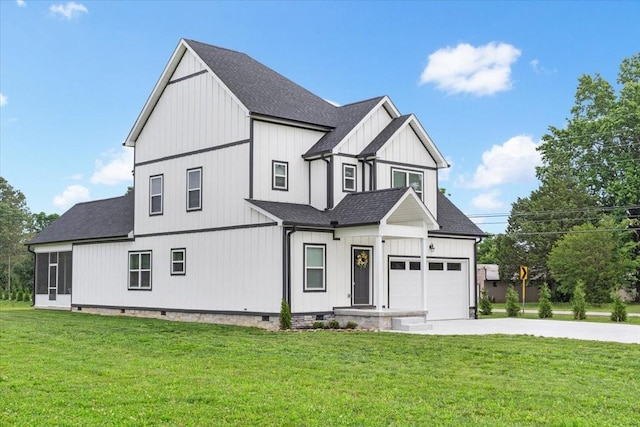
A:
2 302 640 426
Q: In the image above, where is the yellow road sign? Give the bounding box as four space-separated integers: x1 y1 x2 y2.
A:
519 266 528 281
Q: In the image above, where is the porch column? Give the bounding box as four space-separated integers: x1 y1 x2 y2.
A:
374 235 384 312
420 237 428 314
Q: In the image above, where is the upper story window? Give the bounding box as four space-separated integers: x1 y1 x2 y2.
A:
343 164 356 192
392 168 423 200
129 251 152 290
150 175 163 215
187 168 202 211
272 160 288 191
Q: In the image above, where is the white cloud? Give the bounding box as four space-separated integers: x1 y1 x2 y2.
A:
16 0 26 7
420 42 521 96
471 190 506 210
53 185 90 210
67 173 83 181
465 135 541 188
90 147 134 185
0 93 7 107
438 157 453 182
50 2 88 19
530 59 556 74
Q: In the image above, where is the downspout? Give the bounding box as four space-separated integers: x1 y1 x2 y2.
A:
27 246 36 307
363 158 375 191
321 155 334 209
283 226 297 307
473 237 482 319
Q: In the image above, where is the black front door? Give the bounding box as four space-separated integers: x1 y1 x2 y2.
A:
353 248 371 305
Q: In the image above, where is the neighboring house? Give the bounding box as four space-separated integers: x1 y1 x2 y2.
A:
28 39 484 330
477 264 539 303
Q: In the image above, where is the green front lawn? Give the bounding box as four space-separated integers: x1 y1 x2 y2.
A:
2 302 640 426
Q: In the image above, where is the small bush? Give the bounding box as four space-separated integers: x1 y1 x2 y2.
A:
327 319 340 329
311 321 325 329
479 289 492 315
23 292 31 302
610 294 627 322
505 285 520 317
345 321 358 330
572 281 586 320
279 299 291 330
538 283 553 319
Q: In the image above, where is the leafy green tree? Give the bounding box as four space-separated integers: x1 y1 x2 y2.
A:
31 212 60 234
279 299 291 330
538 283 553 319
505 286 520 317
477 234 499 264
548 216 638 303
572 281 587 320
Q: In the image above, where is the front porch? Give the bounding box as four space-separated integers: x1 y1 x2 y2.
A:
334 307 430 331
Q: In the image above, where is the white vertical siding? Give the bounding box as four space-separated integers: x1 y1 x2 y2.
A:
339 106 393 155
252 120 325 204
73 226 283 313
134 143 269 235
309 159 326 210
380 125 437 168
135 56 250 164
332 156 361 206
170 50 205 80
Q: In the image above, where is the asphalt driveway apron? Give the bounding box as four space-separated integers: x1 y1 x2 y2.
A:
402 318 640 344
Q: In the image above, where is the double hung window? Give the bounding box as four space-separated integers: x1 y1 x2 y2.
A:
129 251 152 289
150 175 163 215
343 164 356 192
272 161 288 191
304 244 326 291
187 168 202 211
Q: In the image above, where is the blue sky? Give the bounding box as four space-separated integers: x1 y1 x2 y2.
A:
1 1 638 233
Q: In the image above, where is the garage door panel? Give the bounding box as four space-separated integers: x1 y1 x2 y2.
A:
389 257 469 320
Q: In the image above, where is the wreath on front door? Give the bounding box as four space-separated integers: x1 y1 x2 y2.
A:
356 251 369 268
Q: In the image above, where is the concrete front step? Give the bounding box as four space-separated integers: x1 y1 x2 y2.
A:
392 316 433 332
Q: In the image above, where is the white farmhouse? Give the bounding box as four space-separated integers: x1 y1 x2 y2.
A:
28 39 484 330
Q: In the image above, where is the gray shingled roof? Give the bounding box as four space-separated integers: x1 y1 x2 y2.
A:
432 191 485 236
359 115 411 158
249 189 483 236
27 193 134 245
185 40 337 127
304 97 385 157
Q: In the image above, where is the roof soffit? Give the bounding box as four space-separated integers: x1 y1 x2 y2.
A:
382 188 439 229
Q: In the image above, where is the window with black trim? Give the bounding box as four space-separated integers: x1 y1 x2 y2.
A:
428 262 444 271
272 161 288 191
409 261 421 271
187 168 202 211
390 261 406 270
150 175 163 215
392 168 423 200
343 164 356 192
304 244 325 291
171 248 186 275
129 251 152 290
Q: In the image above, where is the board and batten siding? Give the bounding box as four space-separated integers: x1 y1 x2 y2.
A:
135 50 250 164
134 143 270 235
309 159 327 210
337 105 393 155
379 124 437 168
72 225 283 313
252 120 325 204
332 156 361 206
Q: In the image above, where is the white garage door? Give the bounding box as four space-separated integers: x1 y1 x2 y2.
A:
389 257 469 320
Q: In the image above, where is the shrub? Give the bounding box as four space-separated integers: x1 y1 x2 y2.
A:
327 319 340 329
479 289 492 315
610 294 627 322
23 292 31 302
538 283 553 319
311 321 325 329
505 285 520 317
279 299 291 330
572 281 586 320
345 321 358 330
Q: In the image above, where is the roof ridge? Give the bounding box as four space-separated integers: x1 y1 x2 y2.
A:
183 39 250 58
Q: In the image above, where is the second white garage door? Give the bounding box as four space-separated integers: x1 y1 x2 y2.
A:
388 257 469 320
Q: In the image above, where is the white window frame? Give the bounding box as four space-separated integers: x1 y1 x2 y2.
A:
171 248 186 276
150 175 163 215
303 244 326 292
343 163 357 192
272 160 288 191
391 168 423 200
129 251 152 290
187 168 202 211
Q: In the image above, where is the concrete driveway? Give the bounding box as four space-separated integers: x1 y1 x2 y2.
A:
402 318 640 344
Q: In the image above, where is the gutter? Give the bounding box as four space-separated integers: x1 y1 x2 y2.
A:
321 155 334 209
282 226 297 307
